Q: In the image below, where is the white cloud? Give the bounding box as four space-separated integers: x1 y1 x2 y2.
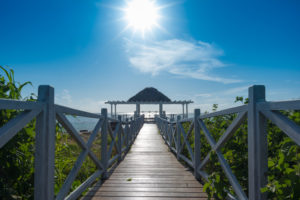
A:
188 86 252 112
223 86 249 95
125 39 241 84
55 89 72 105
61 89 72 104
55 89 108 113
195 93 212 98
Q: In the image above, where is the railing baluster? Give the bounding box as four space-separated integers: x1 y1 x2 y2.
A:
133 119 136 139
34 85 55 200
194 109 201 180
125 118 129 149
129 119 133 144
176 116 181 160
3 83 300 199
132 119 135 139
0 109 42 148
248 85 267 200
169 125 172 147
167 122 169 142
101 108 108 180
118 115 122 161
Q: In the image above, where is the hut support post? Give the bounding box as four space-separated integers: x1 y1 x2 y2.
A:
159 103 163 117
110 104 113 118
136 103 140 117
186 103 188 118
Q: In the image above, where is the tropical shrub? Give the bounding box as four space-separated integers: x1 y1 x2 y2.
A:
0 66 100 199
180 98 300 199
0 66 35 199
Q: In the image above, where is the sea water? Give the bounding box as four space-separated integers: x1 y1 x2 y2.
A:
66 112 193 132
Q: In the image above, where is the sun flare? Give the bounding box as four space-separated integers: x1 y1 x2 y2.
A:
124 0 160 34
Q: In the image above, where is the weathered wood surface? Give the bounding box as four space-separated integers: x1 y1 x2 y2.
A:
83 124 208 200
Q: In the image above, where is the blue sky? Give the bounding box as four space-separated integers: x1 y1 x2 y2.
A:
0 0 299 114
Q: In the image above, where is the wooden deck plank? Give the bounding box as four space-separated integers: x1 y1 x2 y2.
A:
83 124 208 200
91 191 208 197
83 197 208 200
96 187 203 192
94 183 203 188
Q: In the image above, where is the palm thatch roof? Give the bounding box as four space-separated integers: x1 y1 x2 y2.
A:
128 87 171 102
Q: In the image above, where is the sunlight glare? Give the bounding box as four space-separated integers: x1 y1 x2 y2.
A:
124 0 160 34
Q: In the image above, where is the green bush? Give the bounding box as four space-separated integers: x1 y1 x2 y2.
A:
0 66 35 199
181 98 300 199
0 66 102 199
1 66 299 199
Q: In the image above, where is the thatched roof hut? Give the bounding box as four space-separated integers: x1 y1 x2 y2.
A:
128 87 171 102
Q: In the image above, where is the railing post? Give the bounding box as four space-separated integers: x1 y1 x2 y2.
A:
139 117 141 130
132 119 134 143
176 116 181 160
129 119 133 144
117 115 122 161
167 121 170 144
34 85 55 200
101 108 108 179
132 119 135 139
137 118 139 133
136 119 138 135
169 122 172 146
248 85 267 200
164 121 167 143
194 109 201 180
125 118 129 148
134 119 137 138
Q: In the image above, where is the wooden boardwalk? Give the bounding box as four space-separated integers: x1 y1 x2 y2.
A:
83 123 208 200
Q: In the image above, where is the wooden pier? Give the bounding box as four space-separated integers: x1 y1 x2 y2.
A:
83 124 208 200
1 85 299 200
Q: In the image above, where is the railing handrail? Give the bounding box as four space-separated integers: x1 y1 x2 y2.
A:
155 85 300 200
55 104 102 119
1 84 299 200
0 85 145 200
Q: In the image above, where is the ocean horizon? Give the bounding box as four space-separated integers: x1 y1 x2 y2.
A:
67 112 193 132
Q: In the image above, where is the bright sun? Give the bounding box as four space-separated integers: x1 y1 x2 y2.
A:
124 0 160 34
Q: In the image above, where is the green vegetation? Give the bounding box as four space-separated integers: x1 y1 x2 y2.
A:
54 127 99 195
0 66 119 199
1 66 299 199
180 98 300 199
0 66 35 199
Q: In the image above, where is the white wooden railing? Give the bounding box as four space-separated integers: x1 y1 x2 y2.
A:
156 85 300 200
0 85 144 200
